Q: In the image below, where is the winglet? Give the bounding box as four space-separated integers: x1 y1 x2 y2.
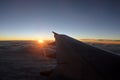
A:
52 31 58 36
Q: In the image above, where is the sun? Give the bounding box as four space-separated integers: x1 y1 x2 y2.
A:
38 40 44 43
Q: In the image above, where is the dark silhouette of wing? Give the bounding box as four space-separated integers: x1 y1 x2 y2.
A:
50 32 120 80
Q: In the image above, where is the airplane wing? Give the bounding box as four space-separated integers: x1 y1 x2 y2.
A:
50 32 120 80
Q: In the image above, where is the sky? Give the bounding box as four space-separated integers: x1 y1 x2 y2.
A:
0 0 120 40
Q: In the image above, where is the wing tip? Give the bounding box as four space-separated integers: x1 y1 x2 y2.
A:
52 31 58 36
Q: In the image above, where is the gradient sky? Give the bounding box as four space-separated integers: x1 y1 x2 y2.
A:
0 0 120 40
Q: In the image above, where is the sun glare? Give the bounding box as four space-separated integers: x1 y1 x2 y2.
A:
38 40 44 43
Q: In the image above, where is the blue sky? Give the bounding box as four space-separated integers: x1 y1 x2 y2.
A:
0 0 120 40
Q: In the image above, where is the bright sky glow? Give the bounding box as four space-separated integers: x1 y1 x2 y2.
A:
38 40 44 43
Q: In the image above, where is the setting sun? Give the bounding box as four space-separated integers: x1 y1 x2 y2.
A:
38 40 44 43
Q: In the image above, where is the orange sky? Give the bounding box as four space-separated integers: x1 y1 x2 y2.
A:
0 36 120 44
